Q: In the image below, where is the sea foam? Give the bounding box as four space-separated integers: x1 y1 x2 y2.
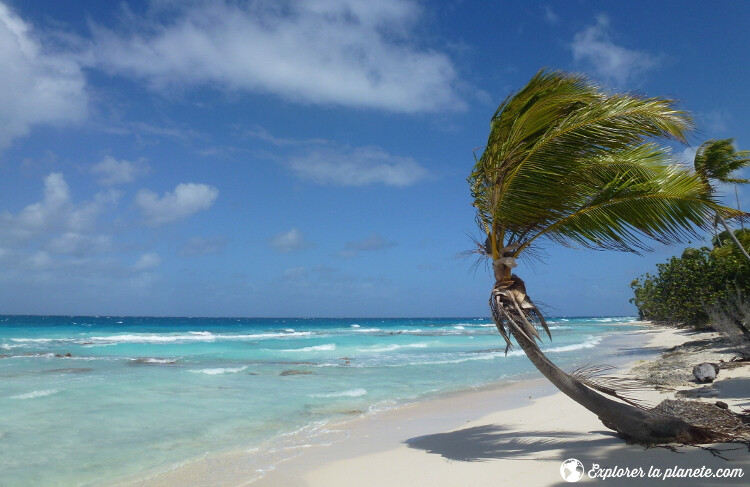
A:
189 366 248 375
281 344 336 352
309 388 367 398
11 389 59 400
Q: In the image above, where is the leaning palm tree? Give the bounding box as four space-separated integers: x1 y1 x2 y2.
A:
470 70 744 444
693 139 750 263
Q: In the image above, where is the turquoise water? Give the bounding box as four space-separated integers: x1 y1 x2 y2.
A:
0 315 639 486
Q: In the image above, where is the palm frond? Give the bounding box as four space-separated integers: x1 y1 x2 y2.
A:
694 139 750 187
569 364 655 410
469 69 740 263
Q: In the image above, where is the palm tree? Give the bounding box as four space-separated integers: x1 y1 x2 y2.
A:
693 139 750 262
470 70 743 443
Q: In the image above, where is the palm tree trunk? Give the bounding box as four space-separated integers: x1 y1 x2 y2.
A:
491 289 710 444
716 214 750 264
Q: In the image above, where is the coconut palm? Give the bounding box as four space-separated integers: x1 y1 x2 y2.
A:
693 139 750 262
470 70 744 443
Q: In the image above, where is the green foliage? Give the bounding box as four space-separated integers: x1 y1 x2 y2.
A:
631 229 750 328
694 138 750 187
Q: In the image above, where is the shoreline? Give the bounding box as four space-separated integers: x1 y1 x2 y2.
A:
114 322 737 487
252 324 749 487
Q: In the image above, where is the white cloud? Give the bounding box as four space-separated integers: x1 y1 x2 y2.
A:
283 266 308 279
179 236 227 256
91 156 149 185
571 14 656 85
244 126 328 147
47 232 111 256
133 252 161 271
91 0 463 113
700 110 730 134
0 2 87 149
28 250 52 270
1 173 106 240
288 146 428 187
270 228 312 253
678 146 698 166
136 182 218 226
543 5 558 24
338 233 396 258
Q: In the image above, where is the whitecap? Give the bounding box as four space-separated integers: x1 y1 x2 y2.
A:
11 389 59 399
544 336 601 353
189 366 248 375
309 388 367 398
281 344 336 352
130 357 177 364
383 349 527 366
81 331 313 345
356 343 429 353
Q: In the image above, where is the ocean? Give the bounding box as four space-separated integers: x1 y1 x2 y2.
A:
0 315 640 486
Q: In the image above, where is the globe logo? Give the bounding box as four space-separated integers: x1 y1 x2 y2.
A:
560 458 585 482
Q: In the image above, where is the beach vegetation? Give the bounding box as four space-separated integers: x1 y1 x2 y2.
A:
692 138 750 263
631 230 750 328
469 69 745 444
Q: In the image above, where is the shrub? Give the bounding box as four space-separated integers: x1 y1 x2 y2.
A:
631 229 750 329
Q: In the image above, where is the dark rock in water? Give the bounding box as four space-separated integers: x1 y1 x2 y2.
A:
692 363 719 383
280 369 313 376
715 401 729 410
54 353 72 358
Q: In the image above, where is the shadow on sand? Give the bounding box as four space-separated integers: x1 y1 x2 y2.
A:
406 423 748 486
678 377 750 408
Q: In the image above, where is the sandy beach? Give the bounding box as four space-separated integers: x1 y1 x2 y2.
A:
123 324 749 487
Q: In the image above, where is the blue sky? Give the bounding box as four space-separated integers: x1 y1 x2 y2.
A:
1 0 749 317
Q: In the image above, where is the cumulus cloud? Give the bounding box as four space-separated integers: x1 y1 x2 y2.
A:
338 233 396 258
288 146 428 187
0 2 87 149
0 173 109 240
571 15 656 85
132 252 162 271
136 182 218 226
270 228 313 253
46 232 111 256
91 156 149 185
91 0 463 113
